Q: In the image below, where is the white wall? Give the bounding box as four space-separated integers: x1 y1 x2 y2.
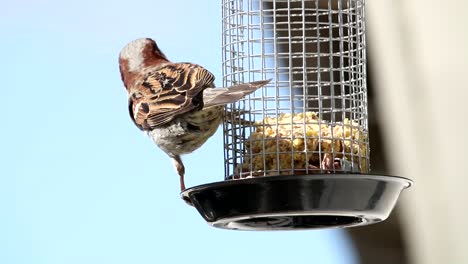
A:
366 1 468 263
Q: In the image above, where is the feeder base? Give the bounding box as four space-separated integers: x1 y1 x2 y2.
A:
181 174 412 231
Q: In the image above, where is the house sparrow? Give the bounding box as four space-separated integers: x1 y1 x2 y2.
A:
119 38 270 192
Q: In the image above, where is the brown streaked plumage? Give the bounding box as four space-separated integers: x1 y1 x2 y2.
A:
119 38 270 194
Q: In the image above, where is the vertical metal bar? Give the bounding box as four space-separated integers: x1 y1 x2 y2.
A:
327 0 336 172
302 0 309 174
286 0 294 173
360 0 369 172
261 0 267 176
272 0 280 175
338 0 346 170
315 0 323 173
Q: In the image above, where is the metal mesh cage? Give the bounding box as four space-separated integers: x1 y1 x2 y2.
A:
222 0 369 179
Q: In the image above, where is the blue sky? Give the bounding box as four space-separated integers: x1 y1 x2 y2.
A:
1 0 357 263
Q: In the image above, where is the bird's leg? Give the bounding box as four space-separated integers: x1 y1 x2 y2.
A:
171 155 194 205
171 155 186 191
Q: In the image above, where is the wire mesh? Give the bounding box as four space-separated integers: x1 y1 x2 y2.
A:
222 0 369 179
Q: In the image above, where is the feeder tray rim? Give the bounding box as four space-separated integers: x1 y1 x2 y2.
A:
182 174 413 194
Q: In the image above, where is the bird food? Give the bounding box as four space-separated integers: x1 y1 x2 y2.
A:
234 112 368 178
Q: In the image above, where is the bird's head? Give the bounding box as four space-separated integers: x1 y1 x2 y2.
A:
119 38 168 90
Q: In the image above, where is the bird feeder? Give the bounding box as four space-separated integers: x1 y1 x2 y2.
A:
182 0 411 230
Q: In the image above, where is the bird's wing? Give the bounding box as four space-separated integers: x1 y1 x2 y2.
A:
129 63 215 130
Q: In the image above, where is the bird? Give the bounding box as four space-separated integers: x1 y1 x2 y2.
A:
118 38 270 193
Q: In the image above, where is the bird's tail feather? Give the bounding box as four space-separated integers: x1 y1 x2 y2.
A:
203 79 271 108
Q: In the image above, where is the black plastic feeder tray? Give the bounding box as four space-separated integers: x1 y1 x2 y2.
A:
181 174 412 231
